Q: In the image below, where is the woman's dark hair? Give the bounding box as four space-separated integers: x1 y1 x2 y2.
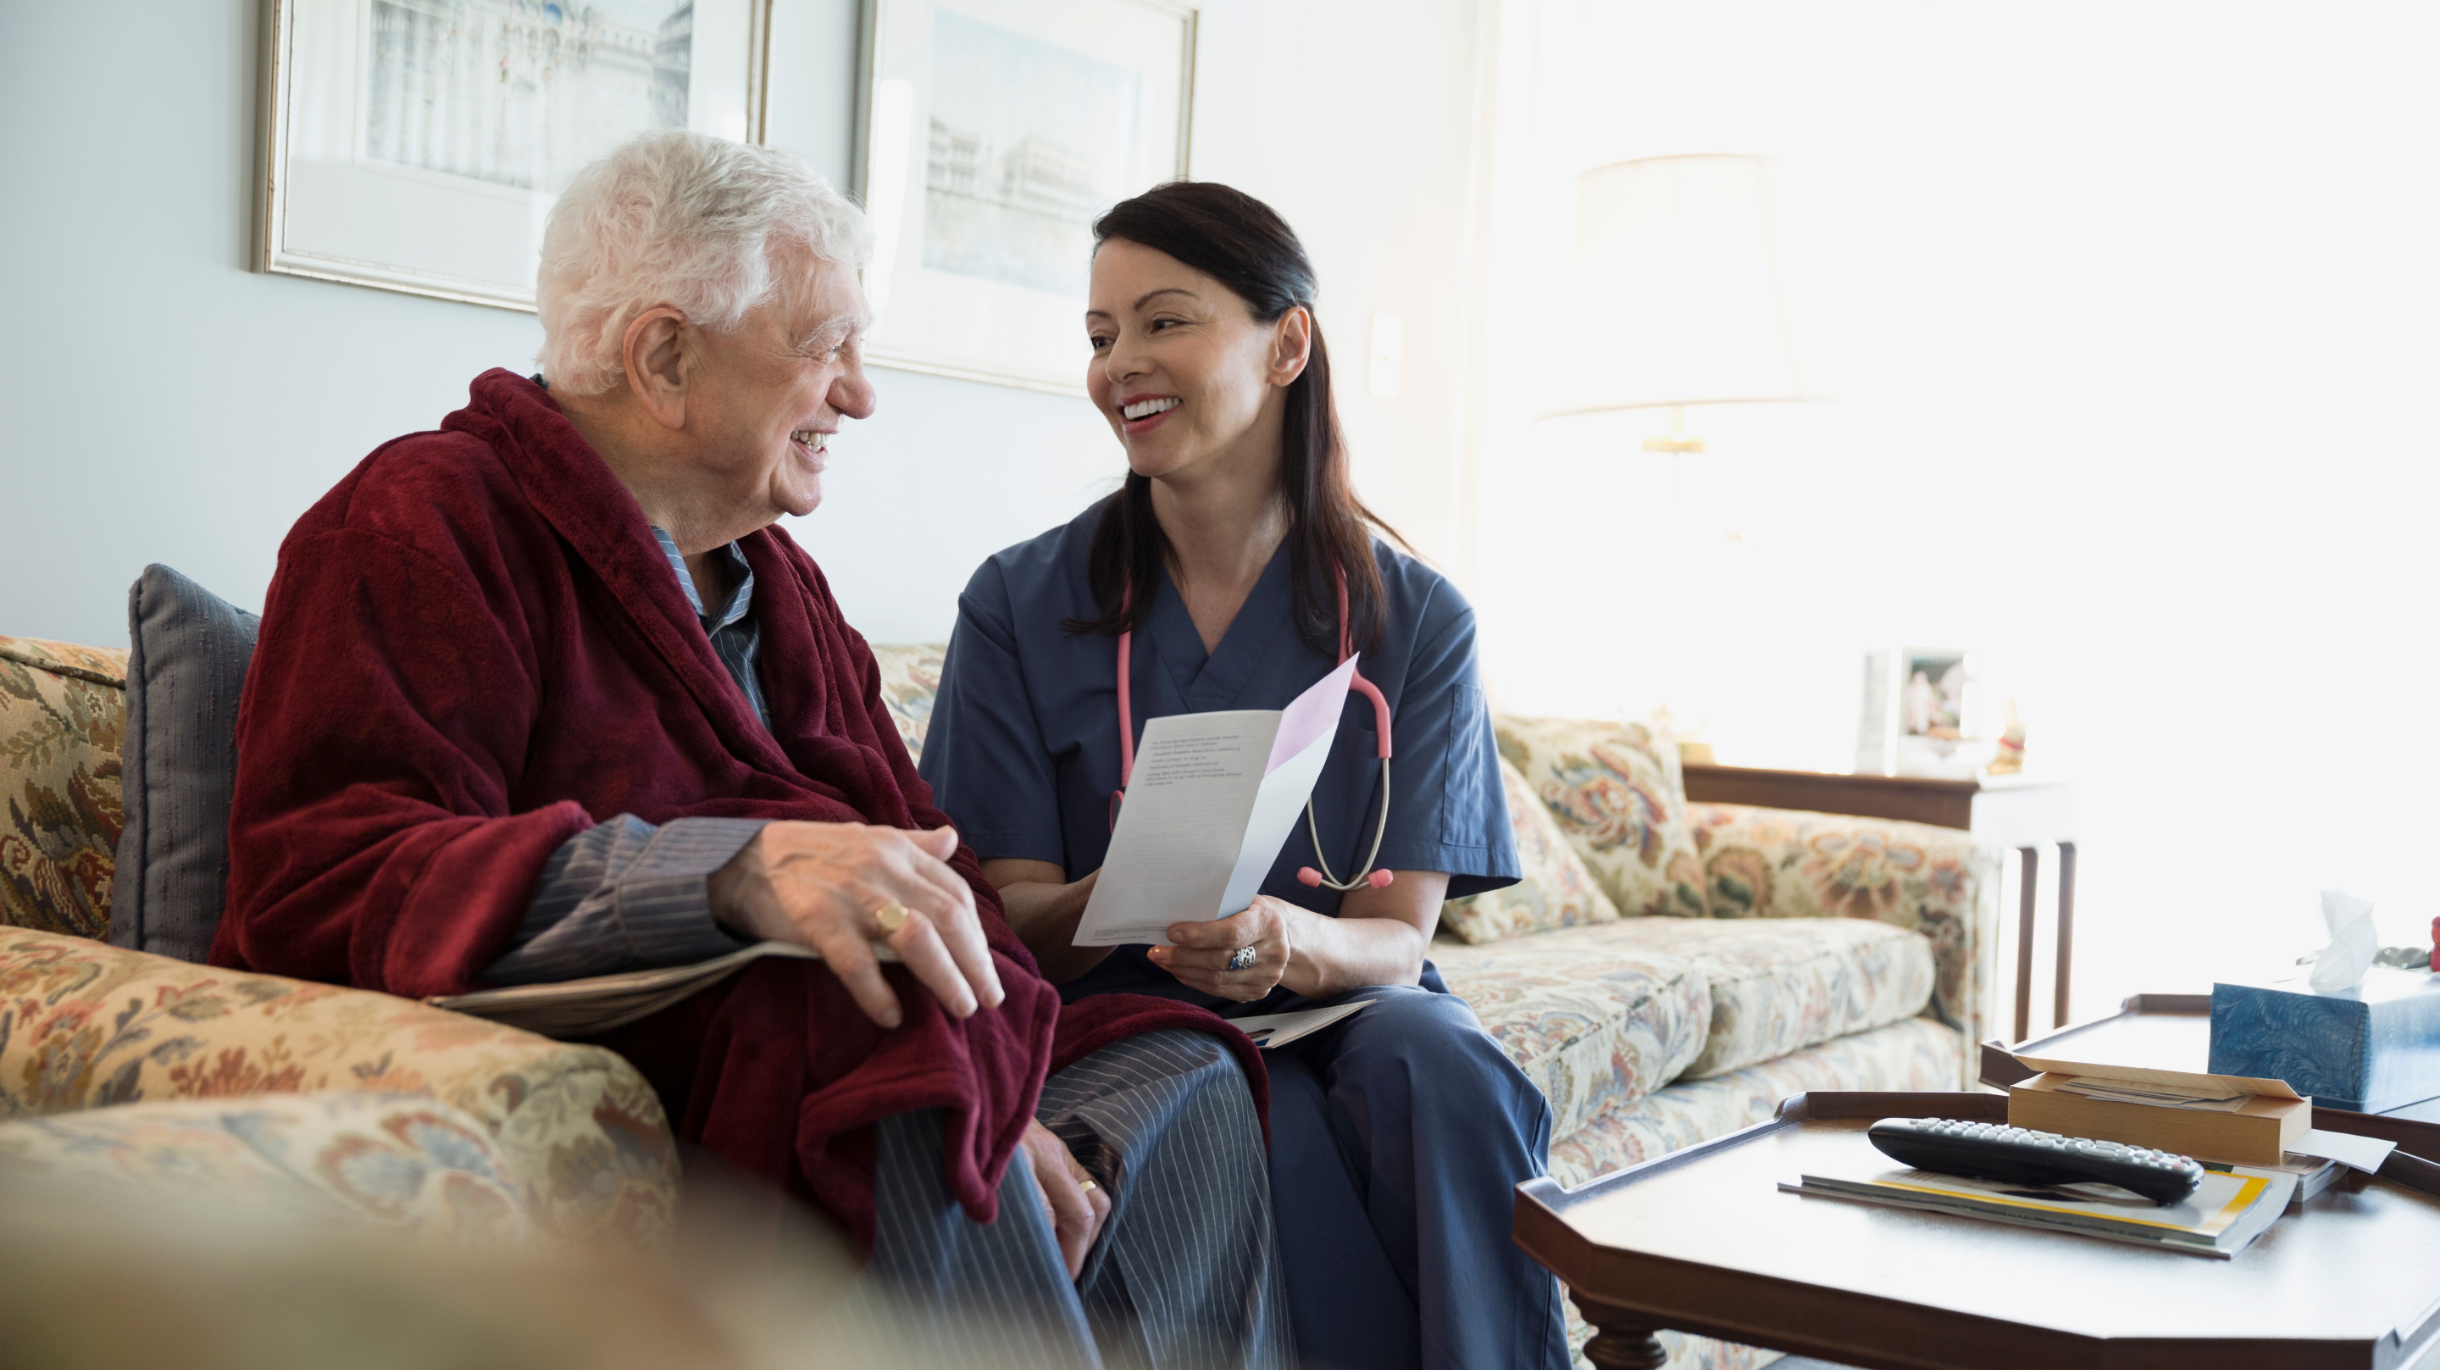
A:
1064 181 1407 658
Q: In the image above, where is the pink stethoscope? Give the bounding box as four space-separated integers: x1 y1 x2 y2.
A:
1110 568 1397 892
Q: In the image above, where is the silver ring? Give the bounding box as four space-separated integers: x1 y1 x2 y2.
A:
1226 946 1257 972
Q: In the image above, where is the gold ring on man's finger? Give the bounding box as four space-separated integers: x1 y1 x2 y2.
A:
874 903 914 934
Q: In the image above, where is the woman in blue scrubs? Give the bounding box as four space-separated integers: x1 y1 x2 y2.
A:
919 182 1569 1370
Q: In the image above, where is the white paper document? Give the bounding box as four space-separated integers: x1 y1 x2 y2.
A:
2053 1077 2254 1112
1229 1000 1374 1050
1074 657 1359 947
2291 1127 2398 1175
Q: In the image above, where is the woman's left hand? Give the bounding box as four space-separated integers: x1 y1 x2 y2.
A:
1150 896 1299 1001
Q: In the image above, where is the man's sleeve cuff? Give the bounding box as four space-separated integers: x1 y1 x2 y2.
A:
611 818 770 963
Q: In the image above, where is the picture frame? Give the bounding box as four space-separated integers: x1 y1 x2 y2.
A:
854 0 1198 395
256 0 774 312
1856 647 1986 776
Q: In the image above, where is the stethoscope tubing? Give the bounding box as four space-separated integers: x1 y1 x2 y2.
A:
1108 564 1396 892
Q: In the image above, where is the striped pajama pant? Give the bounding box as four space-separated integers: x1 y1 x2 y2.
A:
849 1028 1294 1370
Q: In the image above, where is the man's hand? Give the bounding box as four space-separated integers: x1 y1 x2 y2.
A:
708 822 1004 1029
1019 1119 1110 1280
1148 896 1298 1001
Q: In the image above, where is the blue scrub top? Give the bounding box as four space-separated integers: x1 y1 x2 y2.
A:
920 499 1519 1006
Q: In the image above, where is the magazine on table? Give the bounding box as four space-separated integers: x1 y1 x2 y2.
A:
1784 1158 2296 1258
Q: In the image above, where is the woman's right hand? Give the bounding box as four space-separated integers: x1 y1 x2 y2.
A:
710 822 1005 1029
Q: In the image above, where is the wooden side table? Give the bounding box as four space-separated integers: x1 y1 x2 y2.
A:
1683 765 2080 1041
1514 1090 2440 1370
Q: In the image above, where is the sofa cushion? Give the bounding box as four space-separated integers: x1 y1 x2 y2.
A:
0 928 678 1246
0 635 128 939
1494 715 1707 918
1439 757 1620 945
0 1091 525 1241
1546 1016 1962 1189
1577 916 1936 1079
1431 928 1710 1139
1687 801 1994 1058
869 642 946 764
112 565 259 964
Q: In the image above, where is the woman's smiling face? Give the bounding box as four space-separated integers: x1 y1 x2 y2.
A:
1084 238 1306 483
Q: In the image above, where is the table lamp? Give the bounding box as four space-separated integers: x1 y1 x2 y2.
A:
1541 153 1821 450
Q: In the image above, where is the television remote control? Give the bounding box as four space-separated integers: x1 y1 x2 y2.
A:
1867 1117 2206 1206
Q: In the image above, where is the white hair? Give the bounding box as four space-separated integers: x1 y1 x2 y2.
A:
536 131 873 396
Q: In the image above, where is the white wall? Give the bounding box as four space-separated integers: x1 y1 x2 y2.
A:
0 0 1489 649
1469 0 2440 1017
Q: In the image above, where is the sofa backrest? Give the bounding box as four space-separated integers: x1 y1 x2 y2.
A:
0 635 127 938
869 642 946 763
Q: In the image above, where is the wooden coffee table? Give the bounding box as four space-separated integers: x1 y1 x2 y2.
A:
1514 1090 2440 1369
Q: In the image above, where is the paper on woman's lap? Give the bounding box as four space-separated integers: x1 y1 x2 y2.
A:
1074 657 1359 947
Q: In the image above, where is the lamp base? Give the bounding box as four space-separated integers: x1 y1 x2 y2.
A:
1640 434 1706 454
1641 403 1706 454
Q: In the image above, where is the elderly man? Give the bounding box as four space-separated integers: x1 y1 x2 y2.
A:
211 131 1289 1368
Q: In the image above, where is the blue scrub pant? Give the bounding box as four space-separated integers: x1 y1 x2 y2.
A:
1241 976 1570 1370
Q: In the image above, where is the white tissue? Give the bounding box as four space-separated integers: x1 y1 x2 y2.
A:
2309 889 2380 993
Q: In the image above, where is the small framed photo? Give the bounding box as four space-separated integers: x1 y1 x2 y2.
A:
1856 647 1984 776
1899 649 1974 738
257 0 773 311
854 0 1198 394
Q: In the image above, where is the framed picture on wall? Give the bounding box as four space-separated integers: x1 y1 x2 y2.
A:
256 0 773 311
855 0 1197 394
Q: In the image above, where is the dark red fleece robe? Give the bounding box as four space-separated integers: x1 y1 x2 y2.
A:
213 368 1261 1248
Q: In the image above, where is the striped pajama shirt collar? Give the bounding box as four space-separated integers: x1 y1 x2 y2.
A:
649 526 769 730
650 526 756 631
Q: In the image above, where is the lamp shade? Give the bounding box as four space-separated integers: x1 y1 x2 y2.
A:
1544 154 1818 420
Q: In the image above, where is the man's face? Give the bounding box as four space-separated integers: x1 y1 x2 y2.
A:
687 253 877 522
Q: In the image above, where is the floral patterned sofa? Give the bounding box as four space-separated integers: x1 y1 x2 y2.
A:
3 625 1995 1367
0 634 679 1246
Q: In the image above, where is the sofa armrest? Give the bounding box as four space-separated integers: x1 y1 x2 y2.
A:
0 1091 530 1241
1685 803 2000 1075
0 929 677 1245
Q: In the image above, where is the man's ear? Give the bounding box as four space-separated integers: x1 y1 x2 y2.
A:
1268 305 1313 388
620 307 693 431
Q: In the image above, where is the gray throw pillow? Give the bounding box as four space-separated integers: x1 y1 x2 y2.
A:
110 565 259 963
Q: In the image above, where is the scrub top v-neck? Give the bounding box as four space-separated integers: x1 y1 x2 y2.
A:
919 498 1520 1009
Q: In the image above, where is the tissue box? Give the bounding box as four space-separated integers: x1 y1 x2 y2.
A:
2210 969 2440 1114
